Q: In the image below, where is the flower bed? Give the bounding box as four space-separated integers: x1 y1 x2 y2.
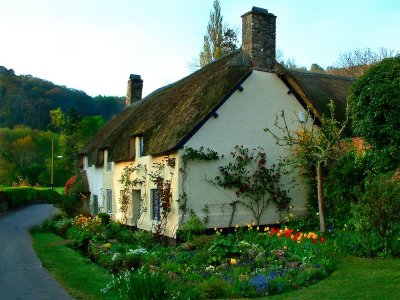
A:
37 216 333 299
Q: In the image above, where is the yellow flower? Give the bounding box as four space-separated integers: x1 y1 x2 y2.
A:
230 258 238 265
264 226 270 232
104 243 111 249
283 246 288 251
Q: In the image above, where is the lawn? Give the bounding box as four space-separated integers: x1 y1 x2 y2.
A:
268 254 400 300
31 232 119 300
32 231 400 299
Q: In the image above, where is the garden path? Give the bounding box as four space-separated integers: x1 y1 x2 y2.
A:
0 204 74 300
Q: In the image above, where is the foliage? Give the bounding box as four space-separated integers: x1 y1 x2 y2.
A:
266 101 349 232
349 56 400 168
118 163 145 224
215 145 293 225
0 126 62 185
352 174 400 256
32 230 400 300
0 187 61 212
324 147 370 226
178 212 207 242
199 0 238 67
50 108 106 178
147 157 176 238
0 65 124 130
103 267 168 300
182 146 220 162
38 214 334 298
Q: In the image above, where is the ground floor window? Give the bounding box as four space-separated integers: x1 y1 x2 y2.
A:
92 194 99 215
151 189 160 221
106 189 112 213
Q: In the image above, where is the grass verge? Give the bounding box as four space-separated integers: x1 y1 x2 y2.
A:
31 232 119 300
267 253 400 300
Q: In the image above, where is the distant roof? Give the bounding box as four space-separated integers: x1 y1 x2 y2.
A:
80 52 355 164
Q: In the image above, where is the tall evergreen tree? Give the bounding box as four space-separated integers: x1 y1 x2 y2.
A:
199 0 238 67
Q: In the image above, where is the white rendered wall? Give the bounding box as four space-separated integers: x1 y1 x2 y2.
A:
109 137 181 237
183 71 309 228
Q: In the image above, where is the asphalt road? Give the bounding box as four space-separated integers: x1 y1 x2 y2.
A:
0 204 74 300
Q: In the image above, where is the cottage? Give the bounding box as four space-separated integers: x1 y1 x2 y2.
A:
79 7 353 237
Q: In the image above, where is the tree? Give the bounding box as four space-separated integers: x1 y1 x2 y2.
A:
310 64 325 73
349 56 400 168
199 0 238 67
328 47 399 77
50 108 106 184
265 101 349 232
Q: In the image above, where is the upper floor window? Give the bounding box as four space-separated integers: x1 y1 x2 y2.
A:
128 136 136 160
139 136 144 157
96 149 104 166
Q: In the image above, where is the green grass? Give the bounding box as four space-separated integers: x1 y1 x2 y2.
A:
31 232 119 300
32 232 400 300
266 253 400 300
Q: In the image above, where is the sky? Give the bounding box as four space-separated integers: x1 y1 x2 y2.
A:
1 0 399 97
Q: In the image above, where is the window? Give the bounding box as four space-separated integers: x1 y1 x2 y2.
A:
92 195 99 215
139 136 144 157
106 161 112 172
78 155 84 169
151 189 160 221
106 189 112 213
128 136 136 160
96 149 104 166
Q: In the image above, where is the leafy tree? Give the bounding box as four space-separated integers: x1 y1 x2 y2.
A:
349 56 400 168
199 0 238 67
50 108 106 183
265 101 349 232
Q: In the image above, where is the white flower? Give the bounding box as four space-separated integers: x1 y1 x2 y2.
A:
111 252 121 261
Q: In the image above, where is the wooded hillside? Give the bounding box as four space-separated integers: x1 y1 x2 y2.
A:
0 66 124 129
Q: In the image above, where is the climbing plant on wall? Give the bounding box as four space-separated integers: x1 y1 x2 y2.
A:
214 145 294 225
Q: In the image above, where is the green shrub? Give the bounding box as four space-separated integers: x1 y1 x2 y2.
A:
178 213 207 242
97 212 111 225
66 226 92 251
324 149 369 226
0 187 62 211
56 194 83 216
196 277 229 299
352 174 400 256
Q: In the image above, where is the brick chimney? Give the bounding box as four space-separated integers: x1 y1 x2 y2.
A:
241 7 276 72
126 74 143 107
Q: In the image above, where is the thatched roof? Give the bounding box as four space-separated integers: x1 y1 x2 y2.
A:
80 51 252 164
81 51 355 164
277 66 355 122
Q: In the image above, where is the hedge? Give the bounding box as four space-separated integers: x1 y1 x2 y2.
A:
0 187 62 213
